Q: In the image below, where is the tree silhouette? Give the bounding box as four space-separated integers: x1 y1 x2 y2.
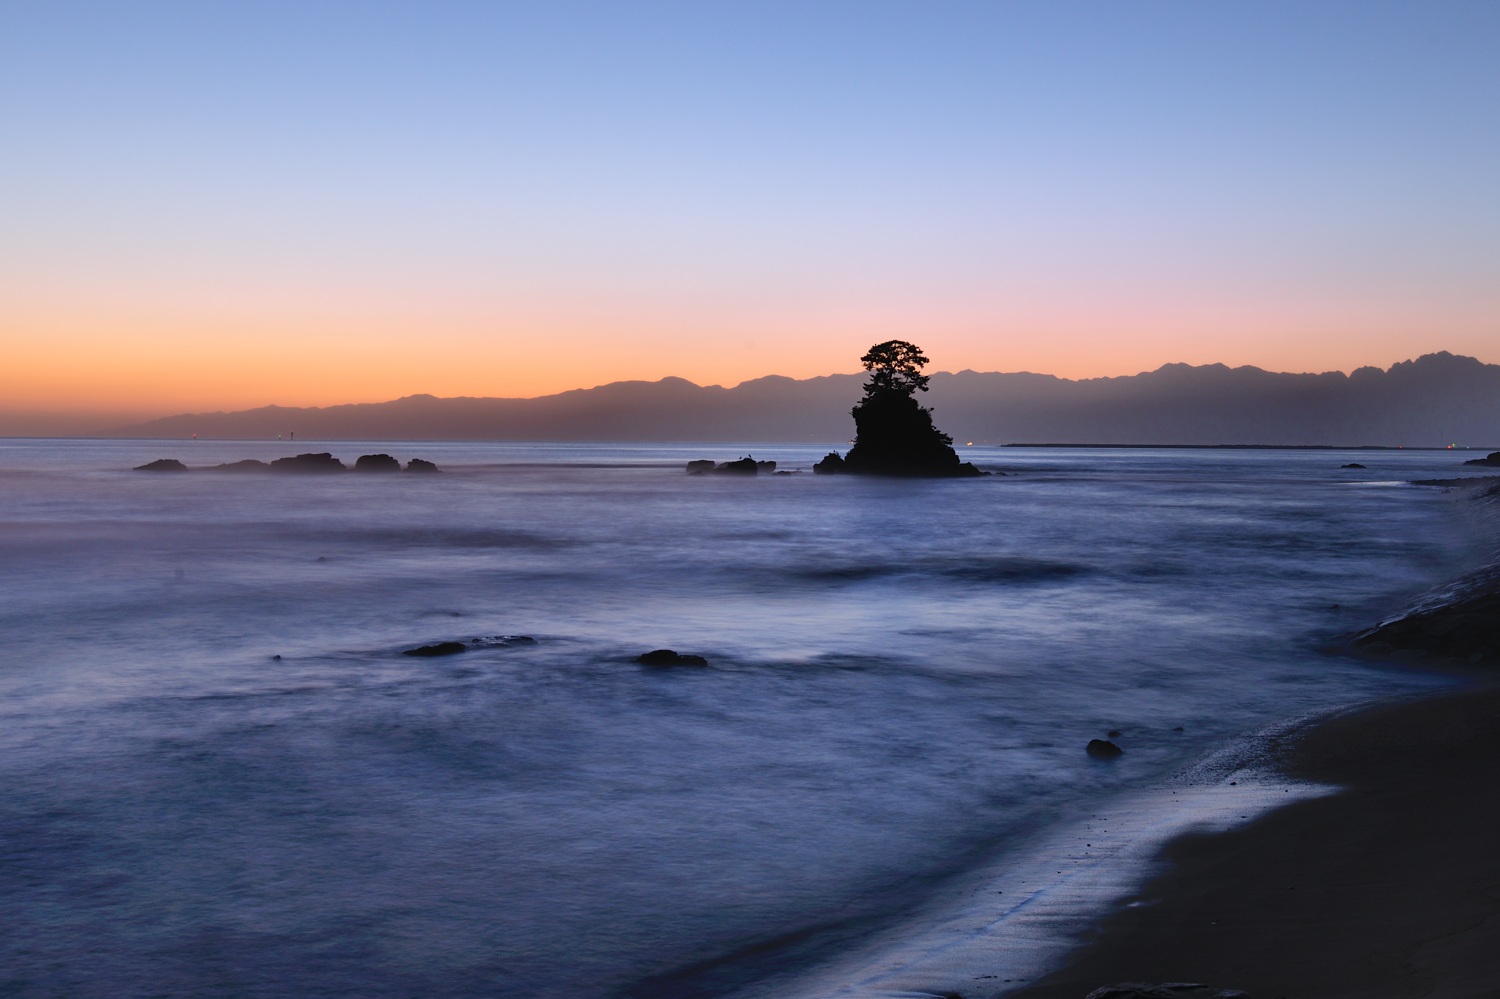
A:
834 340 982 477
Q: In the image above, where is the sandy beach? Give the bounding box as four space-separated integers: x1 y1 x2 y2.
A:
1011 681 1500 999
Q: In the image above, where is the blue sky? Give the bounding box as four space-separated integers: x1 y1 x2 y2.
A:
3 1 1498 424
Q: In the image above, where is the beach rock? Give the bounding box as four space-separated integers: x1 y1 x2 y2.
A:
637 649 709 667
1087 738 1124 758
813 452 846 474
1348 561 1500 665
211 459 271 472
1462 451 1500 466
405 458 439 473
134 458 188 472
715 457 759 475
1342 462 1366 469
354 453 402 472
270 452 346 473
402 641 468 657
686 459 716 475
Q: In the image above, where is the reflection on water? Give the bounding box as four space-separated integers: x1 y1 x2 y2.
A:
0 440 1481 998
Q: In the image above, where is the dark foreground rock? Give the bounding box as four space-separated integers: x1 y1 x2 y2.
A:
637 649 709 666
402 641 468 657
354 453 402 472
1462 451 1500 466
686 459 717 474
134 458 188 472
1087 738 1124 758
1348 564 1500 665
813 452 846 474
405 458 440 472
270 452 346 473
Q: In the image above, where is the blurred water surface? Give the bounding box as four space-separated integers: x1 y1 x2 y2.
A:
0 440 1487 998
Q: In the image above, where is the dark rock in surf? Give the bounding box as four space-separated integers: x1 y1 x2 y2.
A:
211 459 271 472
270 452 346 473
470 635 538 648
715 457 759 475
405 458 440 473
637 649 709 667
354 453 402 473
134 458 188 472
756 460 777 473
686 459 716 475
1342 462 1366 469
1087 738 1124 758
1462 451 1500 466
813 452 846 475
402 641 468 657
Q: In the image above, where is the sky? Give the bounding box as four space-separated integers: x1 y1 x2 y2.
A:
3 1 1498 431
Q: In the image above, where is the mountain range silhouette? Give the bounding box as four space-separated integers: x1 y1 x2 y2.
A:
99 352 1500 447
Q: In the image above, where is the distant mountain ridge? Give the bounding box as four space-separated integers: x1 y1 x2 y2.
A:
99 352 1500 447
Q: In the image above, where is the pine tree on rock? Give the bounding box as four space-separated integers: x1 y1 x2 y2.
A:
841 341 983 477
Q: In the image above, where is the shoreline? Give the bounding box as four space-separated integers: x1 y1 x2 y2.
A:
1005 482 1500 999
1009 679 1500 999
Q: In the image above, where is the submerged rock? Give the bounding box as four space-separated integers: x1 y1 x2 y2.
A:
134 458 188 472
402 641 468 657
270 452 346 473
1086 738 1124 758
405 458 440 473
637 649 709 667
354 453 402 472
1341 462 1367 469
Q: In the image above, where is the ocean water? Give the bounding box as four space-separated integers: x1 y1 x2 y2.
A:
0 439 1490 999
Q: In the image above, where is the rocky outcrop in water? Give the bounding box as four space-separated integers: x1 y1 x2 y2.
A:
1463 451 1500 466
405 458 440 472
1087 738 1124 758
270 452 347 473
403 641 468 657
133 458 188 472
637 649 708 666
354 453 402 472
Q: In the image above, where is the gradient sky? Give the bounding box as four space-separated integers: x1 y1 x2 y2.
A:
3 1 1498 429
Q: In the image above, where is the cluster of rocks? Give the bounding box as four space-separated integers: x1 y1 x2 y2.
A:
134 452 440 473
1463 450 1500 467
685 457 780 475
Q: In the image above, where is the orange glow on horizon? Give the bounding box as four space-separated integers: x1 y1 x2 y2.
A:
6 290 1498 422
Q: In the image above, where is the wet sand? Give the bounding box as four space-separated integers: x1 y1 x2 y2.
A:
1013 682 1500 999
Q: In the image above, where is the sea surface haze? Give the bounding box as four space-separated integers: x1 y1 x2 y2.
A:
0 440 1486 998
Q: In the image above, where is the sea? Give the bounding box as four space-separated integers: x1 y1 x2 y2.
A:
0 439 1493 999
